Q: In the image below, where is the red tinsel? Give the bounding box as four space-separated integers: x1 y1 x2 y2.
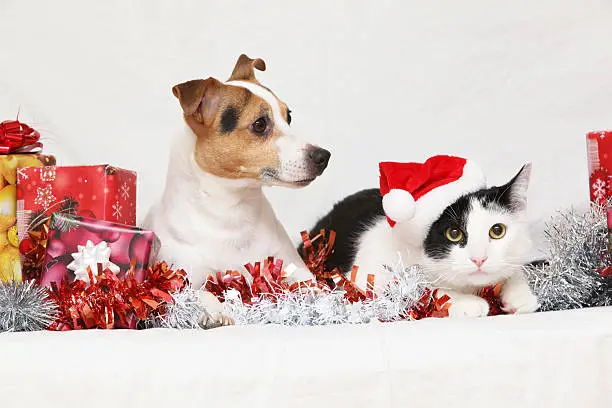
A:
47 261 187 330
300 230 370 303
300 229 336 279
205 230 470 322
0 119 43 154
203 228 510 322
205 257 328 305
479 283 505 316
404 289 451 320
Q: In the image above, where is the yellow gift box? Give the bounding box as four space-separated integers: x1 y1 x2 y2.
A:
0 154 56 282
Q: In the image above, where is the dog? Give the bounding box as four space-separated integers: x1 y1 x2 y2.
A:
143 54 331 327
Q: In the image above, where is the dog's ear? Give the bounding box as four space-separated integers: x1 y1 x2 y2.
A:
172 77 222 124
228 54 266 81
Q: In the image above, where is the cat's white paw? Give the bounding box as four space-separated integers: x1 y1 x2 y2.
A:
448 295 490 318
198 290 234 329
501 287 539 314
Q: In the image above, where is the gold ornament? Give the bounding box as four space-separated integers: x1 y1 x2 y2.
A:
7 225 18 247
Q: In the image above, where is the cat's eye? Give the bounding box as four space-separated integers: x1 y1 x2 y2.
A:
489 223 507 239
445 227 464 243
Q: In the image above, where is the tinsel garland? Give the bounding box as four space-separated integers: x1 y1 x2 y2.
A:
219 263 450 325
5 204 611 332
300 230 373 301
524 205 612 311
143 285 211 329
205 256 328 303
47 262 187 330
153 255 449 327
199 231 452 326
153 230 515 327
0 280 57 332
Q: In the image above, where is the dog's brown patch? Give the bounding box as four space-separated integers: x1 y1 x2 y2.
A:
172 54 297 181
176 81 281 179
227 55 291 123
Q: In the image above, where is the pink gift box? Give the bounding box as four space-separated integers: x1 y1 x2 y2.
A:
41 213 160 288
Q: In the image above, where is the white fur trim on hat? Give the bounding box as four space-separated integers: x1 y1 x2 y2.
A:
382 189 416 223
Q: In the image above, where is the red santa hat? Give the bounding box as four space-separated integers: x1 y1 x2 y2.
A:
380 155 486 228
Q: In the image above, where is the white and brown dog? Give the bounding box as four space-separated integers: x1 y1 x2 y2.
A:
144 54 330 327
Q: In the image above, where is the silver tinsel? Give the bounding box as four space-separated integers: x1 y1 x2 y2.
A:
524 206 611 311
140 263 431 328
0 280 58 332
221 264 431 326
222 289 354 325
373 264 430 321
143 285 211 329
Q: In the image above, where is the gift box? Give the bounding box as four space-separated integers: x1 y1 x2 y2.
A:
0 154 56 282
587 130 612 206
0 119 56 282
41 213 160 288
16 164 137 279
17 164 136 231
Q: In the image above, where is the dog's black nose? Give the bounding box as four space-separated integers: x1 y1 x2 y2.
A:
309 148 331 173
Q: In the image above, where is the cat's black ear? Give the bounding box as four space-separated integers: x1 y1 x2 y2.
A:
501 162 531 211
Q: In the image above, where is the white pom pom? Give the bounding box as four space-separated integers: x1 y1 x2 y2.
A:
382 189 415 223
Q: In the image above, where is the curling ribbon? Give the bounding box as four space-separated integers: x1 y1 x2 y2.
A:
0 119 43 154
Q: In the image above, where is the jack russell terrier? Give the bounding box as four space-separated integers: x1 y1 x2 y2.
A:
144 54 331 328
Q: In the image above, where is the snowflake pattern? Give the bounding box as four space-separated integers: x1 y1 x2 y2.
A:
34 185 56 209
592 178 607 202
40 166 56 182
120 182 130 200
17 168 29 181
112 200 122 220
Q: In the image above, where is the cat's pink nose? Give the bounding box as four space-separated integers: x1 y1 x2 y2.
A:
471 256 488 268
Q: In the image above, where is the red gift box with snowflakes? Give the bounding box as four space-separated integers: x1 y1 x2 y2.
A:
15 164 137 280
587 131 612 206
41 213 160 288
16 164 136 236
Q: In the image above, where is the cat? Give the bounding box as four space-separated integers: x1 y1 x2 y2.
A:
302 163 539 318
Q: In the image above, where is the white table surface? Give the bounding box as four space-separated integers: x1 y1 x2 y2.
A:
2 307 612 408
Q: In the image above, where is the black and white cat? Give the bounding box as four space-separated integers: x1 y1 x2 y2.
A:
304 160 539 318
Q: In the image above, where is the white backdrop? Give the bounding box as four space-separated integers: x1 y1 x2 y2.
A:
2 0 612 253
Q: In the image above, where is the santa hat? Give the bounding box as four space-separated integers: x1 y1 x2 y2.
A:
380 155 486 229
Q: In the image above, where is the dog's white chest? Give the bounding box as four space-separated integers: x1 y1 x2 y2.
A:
145 190 289 287
142 127 311 288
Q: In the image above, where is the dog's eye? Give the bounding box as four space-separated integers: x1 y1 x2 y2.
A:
286 109 292 125
251 117 268 135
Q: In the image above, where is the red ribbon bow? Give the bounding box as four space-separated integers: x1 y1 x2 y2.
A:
0 119 43 154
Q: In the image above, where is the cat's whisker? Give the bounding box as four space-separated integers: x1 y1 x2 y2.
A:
423 266 467 283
